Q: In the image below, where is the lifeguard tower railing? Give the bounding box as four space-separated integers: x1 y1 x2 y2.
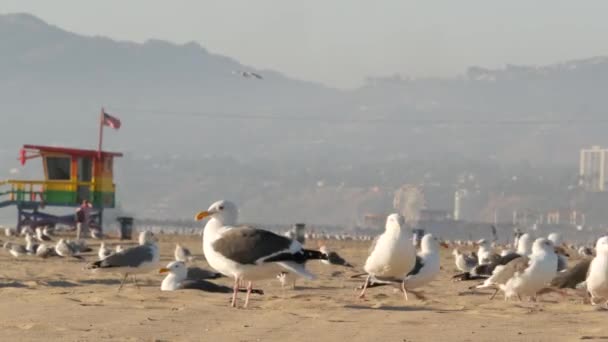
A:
0 179 116 209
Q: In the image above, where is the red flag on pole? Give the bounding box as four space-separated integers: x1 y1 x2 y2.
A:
102 110 121 130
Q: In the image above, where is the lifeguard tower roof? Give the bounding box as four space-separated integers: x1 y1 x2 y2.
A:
23 144 123 158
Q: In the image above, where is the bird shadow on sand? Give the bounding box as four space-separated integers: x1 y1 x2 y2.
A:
44 280 80 288
0 281 28 288
79 279 122 285
344 304 431 312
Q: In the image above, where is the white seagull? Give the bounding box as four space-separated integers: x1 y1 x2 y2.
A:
195 200 350 308
55 239 83 260
452 249 478 273
548 232 568 271
87 231 159 291
159 261 263 294
586 236 608 309
401 234 444 299
3 241 27 258
174 243 194 263
476 239 494 265
476 238 557 301
98 242 113 260
36 227 52 242
358 213 416 299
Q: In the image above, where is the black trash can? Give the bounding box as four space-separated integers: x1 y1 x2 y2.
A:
117 217 134 240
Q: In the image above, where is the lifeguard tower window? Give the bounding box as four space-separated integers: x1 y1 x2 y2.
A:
46 157 71 180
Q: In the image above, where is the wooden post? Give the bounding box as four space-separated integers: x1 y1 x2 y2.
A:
98 107 104 160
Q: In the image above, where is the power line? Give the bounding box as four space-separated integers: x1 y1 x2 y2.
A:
106 105 608 126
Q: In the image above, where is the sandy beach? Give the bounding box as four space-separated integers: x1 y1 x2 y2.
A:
1 233 607 342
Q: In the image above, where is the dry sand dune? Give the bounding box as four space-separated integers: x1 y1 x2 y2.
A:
1 234 607 341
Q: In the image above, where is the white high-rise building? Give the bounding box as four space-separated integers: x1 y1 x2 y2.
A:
579 145 608 192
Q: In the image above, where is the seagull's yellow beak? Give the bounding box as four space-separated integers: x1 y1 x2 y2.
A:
159 268 170 274
194 211 212 221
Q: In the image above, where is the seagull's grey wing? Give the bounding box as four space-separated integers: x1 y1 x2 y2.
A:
187 266 222 280
550 258 592 288
94 245 154 268
406 255 424 277
491 256 530 285
211 227 293 265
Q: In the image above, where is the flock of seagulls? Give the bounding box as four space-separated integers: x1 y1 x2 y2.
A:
2 202 608 310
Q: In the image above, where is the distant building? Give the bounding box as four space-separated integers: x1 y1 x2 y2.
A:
545 209 585 226
453 188 482 221
393 185 425 225
580 146 608 192
419 209 452 222
363 214 385 230
512 209 542 227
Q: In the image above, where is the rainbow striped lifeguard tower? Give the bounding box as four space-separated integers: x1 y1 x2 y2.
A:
0 109 122 232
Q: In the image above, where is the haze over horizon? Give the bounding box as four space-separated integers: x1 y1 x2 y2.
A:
4 1 608 88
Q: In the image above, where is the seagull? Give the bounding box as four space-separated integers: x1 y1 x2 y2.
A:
174 243 194 263
548 232 568 271
358 214 416 299
90 228 103 240
36 243 56 258
55 239 83 260
115 245 124 253
159 261 264 294
586 236 608 309
476 239 494 265
25 233 40 255
475 238 558 301
453 249 478 273
69 239 92 253
4 227 15 237
35 227 52 242
87 231 160 291
43 226 54 236
3 241 27 258
401 234 444 299
549 258 592 289
194 200 351 308
98 242 113 260
232 70 263 79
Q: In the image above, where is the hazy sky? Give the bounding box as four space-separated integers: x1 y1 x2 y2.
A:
4 1 608 88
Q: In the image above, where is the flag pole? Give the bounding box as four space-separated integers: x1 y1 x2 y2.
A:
98 107 104 160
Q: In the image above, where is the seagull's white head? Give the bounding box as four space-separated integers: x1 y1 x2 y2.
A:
138 231 157 245
159 261 187 280
476 239 491 248
595 236 608 254
517 233 533 255
384 213 406 234
421 234 444 253
547 232 562 246
194 200 238 226
532 238 554 255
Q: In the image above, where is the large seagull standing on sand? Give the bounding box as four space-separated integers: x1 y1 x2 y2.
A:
195 200 351 308
358 213 416 299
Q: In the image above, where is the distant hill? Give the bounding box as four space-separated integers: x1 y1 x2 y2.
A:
1 13 607 224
